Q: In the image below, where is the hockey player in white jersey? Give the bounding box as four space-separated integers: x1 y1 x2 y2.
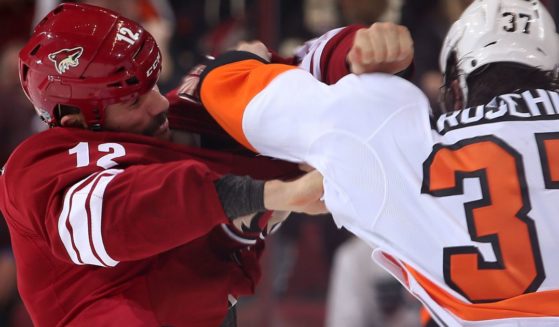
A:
198 0 559 325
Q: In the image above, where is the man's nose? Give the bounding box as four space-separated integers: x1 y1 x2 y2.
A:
147 88 170 115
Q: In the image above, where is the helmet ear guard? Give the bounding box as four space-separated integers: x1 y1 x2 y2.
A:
439 0 559 108
18 3 162 128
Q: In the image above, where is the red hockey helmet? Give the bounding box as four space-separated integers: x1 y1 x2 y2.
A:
19 3 162 128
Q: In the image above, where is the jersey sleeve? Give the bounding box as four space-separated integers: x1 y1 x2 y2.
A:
294 25 364 84
199 52 297 152
49 160 229 267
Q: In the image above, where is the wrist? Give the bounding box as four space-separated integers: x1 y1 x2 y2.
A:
263 170 326 215
263 179 293 212
214 175 266 219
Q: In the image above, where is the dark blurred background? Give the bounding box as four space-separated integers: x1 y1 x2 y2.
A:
0 1 556 326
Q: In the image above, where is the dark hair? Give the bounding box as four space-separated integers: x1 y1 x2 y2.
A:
466 62 558 107
439 51 460 116
438 51 559 116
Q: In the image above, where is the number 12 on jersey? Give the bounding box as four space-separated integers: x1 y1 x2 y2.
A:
69 142 126 169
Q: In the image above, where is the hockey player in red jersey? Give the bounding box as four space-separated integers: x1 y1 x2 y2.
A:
0 1 420 325
198 0 559 326
0 3 334 327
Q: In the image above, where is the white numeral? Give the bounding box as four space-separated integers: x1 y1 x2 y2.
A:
69 142 90 168
116 27 140 46
69 142 126 168
97 143 126 169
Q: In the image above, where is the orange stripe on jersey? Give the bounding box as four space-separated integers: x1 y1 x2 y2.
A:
405 264 559 321
200 59 295 151
419 306 432 326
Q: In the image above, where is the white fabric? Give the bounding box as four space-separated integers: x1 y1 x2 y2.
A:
295 27 344 80
58 169 122 267
242 69 559 325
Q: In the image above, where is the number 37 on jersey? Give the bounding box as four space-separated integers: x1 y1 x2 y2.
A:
422 133 559 303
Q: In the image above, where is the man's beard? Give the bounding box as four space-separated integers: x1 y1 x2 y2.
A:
143 112 168 136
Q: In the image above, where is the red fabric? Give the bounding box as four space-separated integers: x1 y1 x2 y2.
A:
270 25 364 84
0 127 296 327
270 51 299 65
1 23 373 325
166 89 226 138
319 25 365 84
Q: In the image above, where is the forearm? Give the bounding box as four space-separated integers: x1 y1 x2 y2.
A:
263 179 298 212
88 162 229 264
215 171 326 221
215 175 298 244
213 175 301 218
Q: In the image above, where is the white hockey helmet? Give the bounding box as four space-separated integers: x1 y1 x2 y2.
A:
439 0 559 103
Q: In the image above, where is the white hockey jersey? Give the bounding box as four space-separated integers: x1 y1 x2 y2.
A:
199 55 559 326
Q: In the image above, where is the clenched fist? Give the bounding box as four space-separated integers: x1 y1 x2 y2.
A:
347 22 414 75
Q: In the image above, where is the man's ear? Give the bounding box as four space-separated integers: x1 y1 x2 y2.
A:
60 114 88 129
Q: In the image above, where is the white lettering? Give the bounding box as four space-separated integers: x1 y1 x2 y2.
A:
116 27 140 46
147 52 161 77
485 103 507 120
69 142 126 168
500 93 528 118
97 143 126 169
460 105 485 124
437 110 461 132
69 142 90 168
435 90 559 134
522 89 554 116
549 91 559 114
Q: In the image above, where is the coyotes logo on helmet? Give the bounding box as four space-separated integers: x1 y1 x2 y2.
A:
48 47 84 74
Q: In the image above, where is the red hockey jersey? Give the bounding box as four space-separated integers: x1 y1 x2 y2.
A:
0 24 365 326
0 128 296 327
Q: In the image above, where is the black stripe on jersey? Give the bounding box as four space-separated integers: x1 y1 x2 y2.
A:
200 50 270 87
